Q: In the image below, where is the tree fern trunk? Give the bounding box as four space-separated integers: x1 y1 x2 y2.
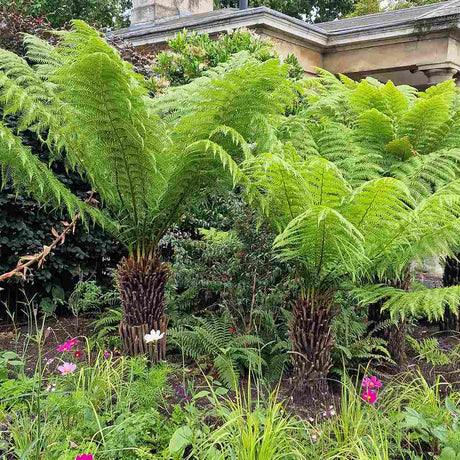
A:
440 256 460 332
290 290 335 400
117 256 169 361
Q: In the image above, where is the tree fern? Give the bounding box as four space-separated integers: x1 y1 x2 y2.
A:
298 74 460 205
0 22 291 258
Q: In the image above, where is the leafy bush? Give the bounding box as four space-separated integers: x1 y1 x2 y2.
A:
154 28 303 86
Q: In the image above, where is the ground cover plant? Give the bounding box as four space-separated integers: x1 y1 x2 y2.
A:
0 21 460 460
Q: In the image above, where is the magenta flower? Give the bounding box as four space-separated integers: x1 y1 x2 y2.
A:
362 376 382 390
57 362 77 375
104 351 110 359
75 455 93 460
362 389 378 404
56 338 78 352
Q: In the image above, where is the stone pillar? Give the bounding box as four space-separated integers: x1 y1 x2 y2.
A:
132 0 214 25
420 64 460 86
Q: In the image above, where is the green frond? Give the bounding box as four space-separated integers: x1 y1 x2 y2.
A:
184 139 246 186
398 94 451 154
343 177 413 246
273 206 365 281
349 80 387 115
0 121 117 232
23 34 63 77
406 336 451 366
380 80 410 121
354 284 460 321
390 149 460 201
300 158 352 207
214 354 239 390
169 316 262 388
355 109 394 152
209 125 254 161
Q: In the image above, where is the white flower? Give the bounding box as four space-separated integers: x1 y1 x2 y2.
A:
144 329 165 343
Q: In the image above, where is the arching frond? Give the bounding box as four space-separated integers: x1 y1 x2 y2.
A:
390 149 460 201
273 206 365 281
343 177 413 246
354 284 460 321
0 121 116 232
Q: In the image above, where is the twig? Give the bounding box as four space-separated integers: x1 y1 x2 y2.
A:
0 191 97 282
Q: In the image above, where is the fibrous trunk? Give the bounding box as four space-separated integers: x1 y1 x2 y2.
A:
290 290 335 400
440 255 460 332
117 256 169 361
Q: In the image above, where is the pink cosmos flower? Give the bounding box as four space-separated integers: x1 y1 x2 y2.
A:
362 376 382 389
56 338 78 352
104 351 110 358
57 362 77 375
75 455 93 460
362 389 378 404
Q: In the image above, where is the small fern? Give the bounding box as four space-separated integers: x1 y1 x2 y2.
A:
406 336 451 366
169 314 264 389
331 301 393 373
93 308 122 340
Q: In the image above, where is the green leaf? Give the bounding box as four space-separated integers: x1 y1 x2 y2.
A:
169 426 193 456
214 387 229 395
431 425 449 443
440 447 458 460
192 391 210 400
446 396 457 414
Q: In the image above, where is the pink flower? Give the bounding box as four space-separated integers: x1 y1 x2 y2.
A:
362 376 382 389
56 338 78 352
75 455 93 460
104 351 110 358
69 441 79 448
362 389 378 404
57 362 77 375
73 350 82 360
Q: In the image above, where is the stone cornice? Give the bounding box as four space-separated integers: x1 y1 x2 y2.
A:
110 5 460 51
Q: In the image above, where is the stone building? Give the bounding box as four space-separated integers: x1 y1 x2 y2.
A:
112 0 460 88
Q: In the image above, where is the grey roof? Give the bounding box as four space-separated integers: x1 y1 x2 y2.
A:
316 1 459 32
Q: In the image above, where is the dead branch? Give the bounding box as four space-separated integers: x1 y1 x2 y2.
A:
0 192 97 282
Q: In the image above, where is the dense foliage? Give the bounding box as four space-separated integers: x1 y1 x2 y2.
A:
0 12 124 314
154 28 302 87
1 19 460 460
1 0 131 29
218 0 355 23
